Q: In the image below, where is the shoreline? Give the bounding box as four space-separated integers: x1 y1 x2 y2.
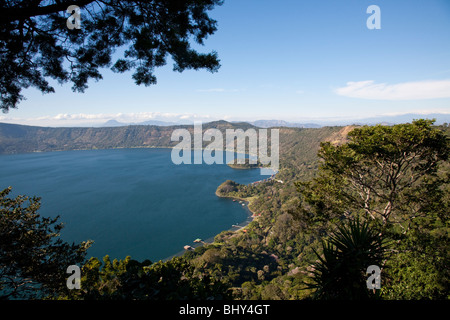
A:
215 192 260 233
8 146 262 263
161 185 260 262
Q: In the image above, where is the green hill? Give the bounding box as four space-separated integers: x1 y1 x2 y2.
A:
0 121 260 154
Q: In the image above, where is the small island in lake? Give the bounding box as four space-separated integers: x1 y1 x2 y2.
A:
227 158 261 170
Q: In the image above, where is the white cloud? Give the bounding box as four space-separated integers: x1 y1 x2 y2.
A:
196 88 241 93
196 88 226 92
335 79 450 100
0 112 220 127
53 113 110 120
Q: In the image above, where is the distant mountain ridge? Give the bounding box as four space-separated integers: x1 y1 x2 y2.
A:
340 113 450 126
98 113 449 129
248 113 450 128
0 114 448 154
102 119 180 127
249 120 321 128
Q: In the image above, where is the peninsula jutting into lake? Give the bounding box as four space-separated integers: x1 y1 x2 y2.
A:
0 146 264 262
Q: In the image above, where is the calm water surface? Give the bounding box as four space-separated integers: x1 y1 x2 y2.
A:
0 148 262 261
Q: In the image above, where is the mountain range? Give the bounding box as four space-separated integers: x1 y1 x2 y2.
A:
0 120 256 154
1 114 448 155
99 113 450 128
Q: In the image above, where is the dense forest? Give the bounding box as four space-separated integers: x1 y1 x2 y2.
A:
0 120 448 300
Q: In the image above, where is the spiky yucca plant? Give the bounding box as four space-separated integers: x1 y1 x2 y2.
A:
308 218 388 300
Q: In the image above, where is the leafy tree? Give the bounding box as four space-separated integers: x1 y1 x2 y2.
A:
0 187 92 299
382 204 449 299
67 255 231 300
382 242 448 299
295 119 449 234
306 219 388 300
0 0 222 111
295 120 449 299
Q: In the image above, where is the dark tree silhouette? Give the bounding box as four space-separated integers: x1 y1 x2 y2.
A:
307 219 388 300
0 0 223 111
0 187 92 299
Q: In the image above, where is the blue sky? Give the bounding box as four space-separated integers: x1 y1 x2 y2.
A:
2 0 450 126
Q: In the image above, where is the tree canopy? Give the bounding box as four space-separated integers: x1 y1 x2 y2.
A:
0 0 222 111
0 187 92 299
296 119 449 233
295 120 449 299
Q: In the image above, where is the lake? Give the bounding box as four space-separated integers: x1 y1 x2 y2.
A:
0 148 263 262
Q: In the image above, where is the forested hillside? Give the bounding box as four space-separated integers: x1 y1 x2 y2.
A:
0 121 259 154
1 120 448 300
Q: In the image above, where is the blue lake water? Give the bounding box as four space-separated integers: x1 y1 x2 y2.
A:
0 148 262 262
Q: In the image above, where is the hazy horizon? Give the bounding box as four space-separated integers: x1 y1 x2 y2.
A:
1 0 449 127
1 111 449 128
